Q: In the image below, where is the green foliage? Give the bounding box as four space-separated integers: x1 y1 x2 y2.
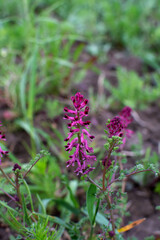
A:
45 99 64 119
86 184 97 225
0 151 68 240
156 206 160 211
104 67 160 109
88 85 110 113
20 151 62 198
144 237 155 240
19 48 38 120
53 0 160 67
0 0 86 139
26 217 58 240
132 147 159 186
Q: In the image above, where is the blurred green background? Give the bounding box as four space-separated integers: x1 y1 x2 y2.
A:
0 0 160 149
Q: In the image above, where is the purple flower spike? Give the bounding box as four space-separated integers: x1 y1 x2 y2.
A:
64 92 96 175
107 116 124 137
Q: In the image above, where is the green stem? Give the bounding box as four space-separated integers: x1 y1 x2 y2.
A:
23 154 42 178
87 176 102 190
102 142 115 191
105 193 116 240
88 225 94 240
102 141 117 239
107 169 154 188
15 172 22 205
0 167 16 188
0 188 18 202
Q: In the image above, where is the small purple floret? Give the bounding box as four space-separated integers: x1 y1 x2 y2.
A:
13 163 21 172
102 157 112 168
108 231 115 237
14 195 19 202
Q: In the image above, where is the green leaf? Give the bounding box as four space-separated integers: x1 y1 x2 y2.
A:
0 200 19 215
15 120 41 149
82 208 109 226
19 55 32 116
37 194 46 214
21 193 32 226
67 180 79 208
22 179 34 212
156 206 160 210
7 210 25 234
41 198 80 215
86 183 97 225
92 198 100 225
27 47 38 121
32 212 68 228
10 236 17 240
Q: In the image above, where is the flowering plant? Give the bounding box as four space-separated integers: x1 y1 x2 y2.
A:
63 92 158 240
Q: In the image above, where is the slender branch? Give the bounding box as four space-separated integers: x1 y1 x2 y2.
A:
102 143 115 191
15 172 22 205
102 142 117 238
0 167 16 188
105 193 116 240
108 158 117 191
118 156 126 193
23 154 43 178
108 169 154 188
87 176 102 190
0 188 18 202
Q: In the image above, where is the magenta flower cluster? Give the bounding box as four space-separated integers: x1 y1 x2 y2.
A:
119 106 133 128
64 92 96 175
0 122 8 164
119 106 133 146
107 116 124 138
107 106 133 139
103 106 133 167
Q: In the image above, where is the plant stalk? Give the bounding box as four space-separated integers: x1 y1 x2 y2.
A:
23 154 43 178
15 172 22 205
89 225 94 240
105 193 116 240
0 167 16 188
102 142 115 191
